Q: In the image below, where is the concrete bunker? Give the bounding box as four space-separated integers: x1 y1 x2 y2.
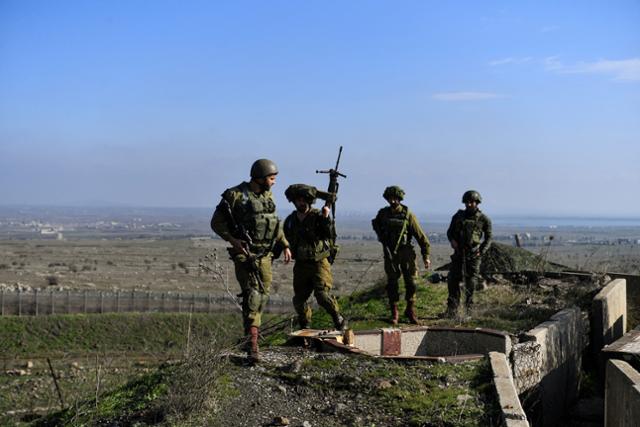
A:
291 325 511 361
286 266 637 427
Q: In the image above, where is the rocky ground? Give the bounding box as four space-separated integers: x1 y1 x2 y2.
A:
207 346 501 427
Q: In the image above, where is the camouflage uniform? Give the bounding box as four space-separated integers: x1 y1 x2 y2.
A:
372 202 430 322
211 181 288 332
284 207 343 329
446 208 492 312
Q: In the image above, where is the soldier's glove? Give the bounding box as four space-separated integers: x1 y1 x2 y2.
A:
423 257 431 270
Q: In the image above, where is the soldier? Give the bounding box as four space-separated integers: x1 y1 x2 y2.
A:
446 190 492 317
372 186 431 325
283 184 345 330
210 159 292 363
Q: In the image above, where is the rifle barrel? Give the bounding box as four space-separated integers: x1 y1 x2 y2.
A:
335 146 343 170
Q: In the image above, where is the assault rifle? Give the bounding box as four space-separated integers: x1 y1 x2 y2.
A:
316 146 346 264
216 198 265 292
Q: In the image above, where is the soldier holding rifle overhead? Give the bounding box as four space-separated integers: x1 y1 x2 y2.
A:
283 184 345 331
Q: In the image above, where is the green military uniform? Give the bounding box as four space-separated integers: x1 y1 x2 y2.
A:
211 181 289 332
372 204 431 305
446 192 492 313
284 185 343 329
372 186 430 325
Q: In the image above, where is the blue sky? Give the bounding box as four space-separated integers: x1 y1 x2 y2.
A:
1 1 639 217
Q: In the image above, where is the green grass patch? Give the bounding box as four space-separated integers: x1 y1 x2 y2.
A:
0 312 243 357
303 277 558 334
33 367 171 426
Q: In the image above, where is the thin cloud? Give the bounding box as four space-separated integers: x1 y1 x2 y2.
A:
489 57 532 66
432 92 503 101
539 25 560 33
544 57 640 82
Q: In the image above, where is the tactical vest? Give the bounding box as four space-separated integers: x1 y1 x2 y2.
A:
378 206 410 250
454 210 484 249
284 210 331 261
234 186 280 252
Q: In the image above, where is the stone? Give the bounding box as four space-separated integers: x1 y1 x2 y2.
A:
375 379 393 390
273 416 290 426
457 394 473 404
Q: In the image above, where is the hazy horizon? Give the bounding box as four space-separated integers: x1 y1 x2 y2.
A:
3 203 640 228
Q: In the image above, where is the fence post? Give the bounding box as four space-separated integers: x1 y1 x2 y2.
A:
178 293 181 313
100 291 104 313
161 293 166 312
18 289 22 316
50 290 54 315
66 290 71 314
83 290 87 314
207 293 211 313
34 289 39 316
147 291 151 312
192 292 196 312
131 290 135 312
0 289 4 316
116 291 120 312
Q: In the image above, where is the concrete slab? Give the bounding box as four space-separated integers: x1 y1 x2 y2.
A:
489 352 529 427
515 307 584 427
608 272 640 309
602 326 640 372
592 278 627 371
350 326 511 357
353 331 382 355
605 359 640 427
412 327 511 357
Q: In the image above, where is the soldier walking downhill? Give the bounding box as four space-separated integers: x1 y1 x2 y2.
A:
372 186 431 325
446 190 492 317
210 159 292 363
283 184 345 330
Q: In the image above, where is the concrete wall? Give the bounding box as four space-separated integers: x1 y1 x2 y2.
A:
489 352 529 427
605 359 640 427
408 328 511 357
352 327 511 357
592 278 627 371
608 273 639 309
511 307 585 427
353 331 382 355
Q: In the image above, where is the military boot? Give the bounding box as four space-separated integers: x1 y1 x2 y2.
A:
298 315 310 330
248 326 260 364
404 301 420 325
441 306 457 318
390 303 399 326
332 313 347 331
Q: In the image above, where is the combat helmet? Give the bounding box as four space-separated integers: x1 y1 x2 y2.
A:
462 190 482 204
383 186 405 201
250 159 278 179
285 184 317 204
